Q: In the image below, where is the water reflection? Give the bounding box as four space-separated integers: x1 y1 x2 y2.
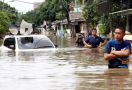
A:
49 36 76 48
75 68 132 90
104 69 132 90
0 51 16 62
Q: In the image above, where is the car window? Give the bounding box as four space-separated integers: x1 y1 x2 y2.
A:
4 37 15 50
17 37 34 49
34 38 54 49
21 37 33 44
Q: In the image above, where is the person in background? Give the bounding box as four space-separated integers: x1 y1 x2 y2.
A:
83 28 104 48
104 27 131 68
75 31 85 47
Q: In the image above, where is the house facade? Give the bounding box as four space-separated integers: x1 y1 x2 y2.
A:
69 1 88 37
97 0 132 33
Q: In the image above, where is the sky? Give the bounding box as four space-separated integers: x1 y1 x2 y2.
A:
1 0 45 13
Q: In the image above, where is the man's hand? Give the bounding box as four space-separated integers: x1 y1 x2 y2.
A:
83 38 92 48
104 53 117 61
84 44 92 48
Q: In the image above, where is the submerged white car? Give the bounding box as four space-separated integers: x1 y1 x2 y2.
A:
0 35 56 51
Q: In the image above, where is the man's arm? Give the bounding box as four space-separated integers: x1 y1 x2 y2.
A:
98 40 107 48
104 53 118 61
83 38 92 48
98 37 107 48
111 49 131 57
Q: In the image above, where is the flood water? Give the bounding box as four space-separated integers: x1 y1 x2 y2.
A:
0 37 132 90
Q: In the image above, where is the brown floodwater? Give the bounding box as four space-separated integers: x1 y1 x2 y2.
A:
0 36 132 90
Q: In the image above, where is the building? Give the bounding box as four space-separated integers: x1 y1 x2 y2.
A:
97 0 132 33
69 1 88 37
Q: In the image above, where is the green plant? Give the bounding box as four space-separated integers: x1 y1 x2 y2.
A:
0 11 11 36
83 1 100 28
99 24 107 34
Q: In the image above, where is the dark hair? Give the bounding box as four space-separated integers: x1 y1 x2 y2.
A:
115 27 125 34
92 28 97 31
91 28 97 33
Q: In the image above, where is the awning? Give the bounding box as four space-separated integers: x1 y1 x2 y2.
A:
109 8 132 15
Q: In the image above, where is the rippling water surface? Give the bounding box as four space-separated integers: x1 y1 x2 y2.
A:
0 37 132 90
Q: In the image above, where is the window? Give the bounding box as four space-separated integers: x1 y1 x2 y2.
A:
4 37 15 50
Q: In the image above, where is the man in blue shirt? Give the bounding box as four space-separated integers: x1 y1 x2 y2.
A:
104 27 131 68
84 28 104 48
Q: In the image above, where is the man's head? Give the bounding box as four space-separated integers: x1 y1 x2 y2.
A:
91 28 97 36
114 27 125 42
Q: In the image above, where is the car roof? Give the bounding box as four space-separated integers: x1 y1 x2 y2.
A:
3 35 56 50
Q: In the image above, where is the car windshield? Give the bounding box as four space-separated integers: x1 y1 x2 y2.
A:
17 36 54 49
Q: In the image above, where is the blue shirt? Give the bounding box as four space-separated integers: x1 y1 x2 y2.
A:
104 40 131 68
85 36 104 48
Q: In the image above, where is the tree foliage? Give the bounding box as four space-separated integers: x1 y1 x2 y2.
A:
0 1 18 36
83 0 127 34
23 0 73 26
83 1 100 28
0 1 18 24
0 11 10 36
110 2 126 29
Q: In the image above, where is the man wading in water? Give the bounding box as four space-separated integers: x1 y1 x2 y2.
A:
104 27 131 68
83 28 104 48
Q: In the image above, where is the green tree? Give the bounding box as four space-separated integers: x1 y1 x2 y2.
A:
83 0 100 28
0 1 18 25
0 1 18 37
22 0 73 26
99 1 126 33
0 11 11 36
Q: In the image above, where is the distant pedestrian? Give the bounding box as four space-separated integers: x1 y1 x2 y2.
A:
76 31 85 47
104 27 131 68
